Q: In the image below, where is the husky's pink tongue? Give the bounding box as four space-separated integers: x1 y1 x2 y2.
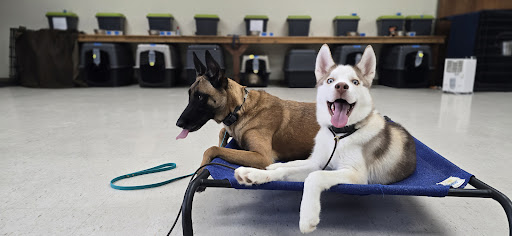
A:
331 101 350 128
176 129 190 140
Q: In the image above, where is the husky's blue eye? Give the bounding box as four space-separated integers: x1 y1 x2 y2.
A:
352 80 359 85
327 78 334 84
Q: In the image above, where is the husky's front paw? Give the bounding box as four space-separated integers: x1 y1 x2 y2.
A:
234 167 270 186
299 213 320 234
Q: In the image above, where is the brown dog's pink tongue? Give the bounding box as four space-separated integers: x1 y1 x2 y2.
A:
176 129 190 140
331 101 349 128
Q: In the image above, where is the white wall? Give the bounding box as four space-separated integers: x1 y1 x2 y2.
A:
0 0 438 79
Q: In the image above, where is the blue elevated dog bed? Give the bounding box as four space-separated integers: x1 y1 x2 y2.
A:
181 133 512 235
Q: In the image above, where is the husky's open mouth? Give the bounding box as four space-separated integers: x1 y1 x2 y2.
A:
327 99 355 128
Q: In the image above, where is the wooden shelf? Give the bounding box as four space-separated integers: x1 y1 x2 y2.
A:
77 35 445 44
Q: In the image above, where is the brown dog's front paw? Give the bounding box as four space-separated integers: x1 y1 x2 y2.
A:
201 146 218 165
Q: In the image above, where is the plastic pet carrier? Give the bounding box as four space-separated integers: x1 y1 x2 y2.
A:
333 45 366 65
96 13 126 32
284 49 316 88
240 55 271 87
79 43 133 87
446 10 512 91
46 12 78 30
378 45 433 88
147 13 174 31
287 15 311 36
376 14 405 36
185 45 225 85
135 44 179 87
405 15 434 35
333 14 360 36
194 14 219 35
244 15 269 35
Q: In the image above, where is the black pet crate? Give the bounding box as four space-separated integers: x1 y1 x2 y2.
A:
244 15 269 35
405 15 434 35
135 44 179 87
446 10 512 91
240 55 271 87
333 45 366 65
287 15 311 36
46 12 79 30
79 43 133 87
96 13 126 32
376 14 405 36
194 14 219 35
378 45 433 88
333 14 360 36
185 45 225 85
284 49 316 88
147 13 174 31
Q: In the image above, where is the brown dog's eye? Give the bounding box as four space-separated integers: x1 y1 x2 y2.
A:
352 80 359 85
327 78 334 84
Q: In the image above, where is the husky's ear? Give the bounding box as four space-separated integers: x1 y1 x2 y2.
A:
193 52 206 76
205 50 227 89
315 44 336 82
355 45 376 87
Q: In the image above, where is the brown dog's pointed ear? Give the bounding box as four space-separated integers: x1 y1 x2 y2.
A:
205 50 227 89
315 44 336 82
193 52 206 76
355 45 376 86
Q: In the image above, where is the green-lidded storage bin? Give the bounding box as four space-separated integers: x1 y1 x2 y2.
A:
244 15 269 35
194 14 219 35
147 13 174 31
405 15 435 35
287 15 311 36
376 14 405 36
333 14 360 36
96 13 126 32
46 12 78 30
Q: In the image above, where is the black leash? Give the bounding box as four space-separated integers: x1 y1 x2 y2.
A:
166 162 236 236
322 124 358 170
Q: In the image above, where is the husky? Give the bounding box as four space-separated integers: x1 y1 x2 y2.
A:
176 51 319 170
234 44 416 233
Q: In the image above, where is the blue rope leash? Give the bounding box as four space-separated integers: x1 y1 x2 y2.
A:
110 163 193 190
110 130 229 190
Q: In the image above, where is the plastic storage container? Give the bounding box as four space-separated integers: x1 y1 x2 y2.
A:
46 12 79 30
405 15 434 35
284 49 316 87
79 43 133 87
185 45 225 85
287 15 311 36
333 45 366 65
378 45 433 88
333 14 360 36
446 10 512 91
376 14 405 36
244 15 269 35
135 44 179 87
240 55 271 87
96 13 126 32
194 14 219 35
147 13 174 31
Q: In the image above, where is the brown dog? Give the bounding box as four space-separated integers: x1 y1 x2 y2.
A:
176 51 319 169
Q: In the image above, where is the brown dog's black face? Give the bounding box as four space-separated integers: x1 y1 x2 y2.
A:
176 51 228 135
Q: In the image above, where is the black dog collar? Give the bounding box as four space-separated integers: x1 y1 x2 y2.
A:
329 124 357 135
222 88 249 126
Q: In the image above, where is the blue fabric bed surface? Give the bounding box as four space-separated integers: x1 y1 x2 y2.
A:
205 138 473 197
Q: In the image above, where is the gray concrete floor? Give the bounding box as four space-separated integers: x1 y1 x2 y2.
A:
1 85 511 235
